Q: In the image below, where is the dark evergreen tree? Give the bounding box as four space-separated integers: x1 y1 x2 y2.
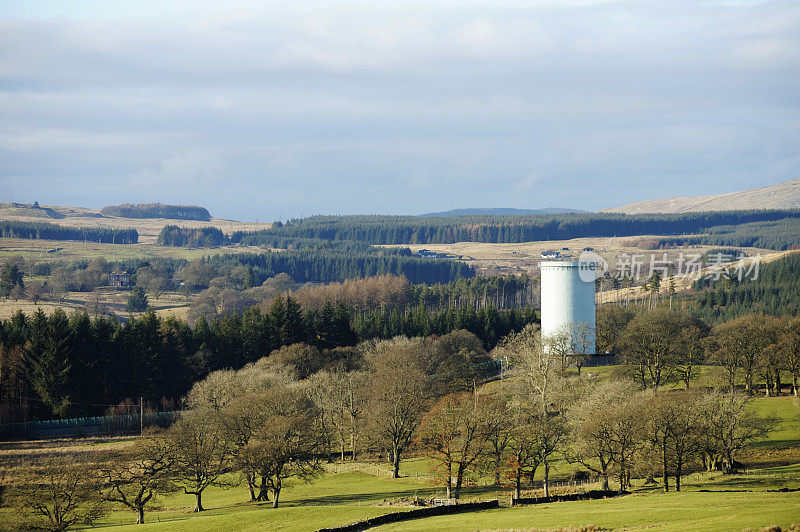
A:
127 287 149 312
0 262 24 298
26 309 72 417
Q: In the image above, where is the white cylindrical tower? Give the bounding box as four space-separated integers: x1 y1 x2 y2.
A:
540 261 596 353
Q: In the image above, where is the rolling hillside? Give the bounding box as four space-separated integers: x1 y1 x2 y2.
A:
603 178 800 214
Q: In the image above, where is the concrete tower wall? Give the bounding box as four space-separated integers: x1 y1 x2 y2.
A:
540 261 596 353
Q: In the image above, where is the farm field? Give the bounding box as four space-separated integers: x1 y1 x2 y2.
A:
0 288 193 321
394 238 779 278
374 489 800 532
0 236 266 320
0 238 267 263
67 464 800 531
0 203 272 243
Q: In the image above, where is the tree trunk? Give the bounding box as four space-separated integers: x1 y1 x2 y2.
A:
543 462 550 498
675 456 683 492
601 474 609 491
391 448 401 478
137 506 145 524
454 464 466 500
514 472 521 499
662 441 669 492
247 474 256 502
256 476 270 501
194 492 203 512
272 487 280 508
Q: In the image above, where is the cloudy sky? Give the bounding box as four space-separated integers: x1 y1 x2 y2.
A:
1 0 798 220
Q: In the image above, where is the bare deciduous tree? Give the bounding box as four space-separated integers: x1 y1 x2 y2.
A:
568 379 638 491
168 410 233 512
496 324 558 413
100 431 177 524
567 321 595 375
238 386 323 507
619 310 685 393
13 454 106 531
697 391 777 473
365 338 428 478
417 392 500 499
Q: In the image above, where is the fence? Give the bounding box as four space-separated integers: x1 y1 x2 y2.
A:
582 354 618 367
0 411 180 440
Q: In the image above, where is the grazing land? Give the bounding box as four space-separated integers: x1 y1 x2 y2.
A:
1 371 798 532
0 203 272 244
393 237 779 278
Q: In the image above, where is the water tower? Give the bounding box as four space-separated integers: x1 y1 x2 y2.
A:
540 261 596 353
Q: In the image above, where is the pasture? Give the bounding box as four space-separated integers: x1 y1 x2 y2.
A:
389 237 781 285
1 391 798 531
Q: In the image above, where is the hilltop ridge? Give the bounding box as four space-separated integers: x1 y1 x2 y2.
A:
603 178 800 214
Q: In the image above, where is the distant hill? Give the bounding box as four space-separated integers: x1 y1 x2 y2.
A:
100 203 212 221
0 202 65 219
418 207 589 217
603 178 800 214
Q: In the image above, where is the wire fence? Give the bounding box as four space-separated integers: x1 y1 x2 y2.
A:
0 411 180 440
324 461 603 492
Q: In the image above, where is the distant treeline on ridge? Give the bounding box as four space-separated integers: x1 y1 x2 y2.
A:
157 225 224 247
209 251 475 285
100 203 211 221
229 210 800 247
0 221 138 244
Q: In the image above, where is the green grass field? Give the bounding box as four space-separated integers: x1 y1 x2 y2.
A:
63 465 798 532
373 490 800 532
2 370 798 531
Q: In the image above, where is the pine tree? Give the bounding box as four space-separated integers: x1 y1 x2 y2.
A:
0 262 24 299
282 296 305 345
26 309 72 417
127 287 149 312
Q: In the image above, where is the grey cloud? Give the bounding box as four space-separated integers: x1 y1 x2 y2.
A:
0 0 798 219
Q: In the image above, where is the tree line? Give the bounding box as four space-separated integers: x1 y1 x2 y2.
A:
0 221 138 244
1 324 778 530
100 203 211 221
290 274 537 314
0 299 536 423
228 210 800 246
204 251 474 285
598 307 800 396
657 218 800 251
689 251 800 321
157 225 225 247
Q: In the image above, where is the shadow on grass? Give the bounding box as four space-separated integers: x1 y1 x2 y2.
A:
700 476 798 490
751 438 800 449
